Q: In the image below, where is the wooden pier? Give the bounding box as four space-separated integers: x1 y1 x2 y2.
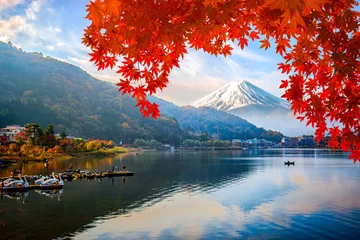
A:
0 170 134 192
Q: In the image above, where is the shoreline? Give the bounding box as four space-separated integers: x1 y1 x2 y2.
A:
0 147 136 163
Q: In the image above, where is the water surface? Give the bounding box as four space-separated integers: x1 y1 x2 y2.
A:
0 149 359 239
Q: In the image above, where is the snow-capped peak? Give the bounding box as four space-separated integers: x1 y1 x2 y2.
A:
190 80 290 111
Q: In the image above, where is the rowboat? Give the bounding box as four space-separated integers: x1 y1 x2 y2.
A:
284 161 295 165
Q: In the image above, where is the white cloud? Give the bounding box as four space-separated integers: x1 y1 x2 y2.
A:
26 0 47 20
45 26 61 33
45 45 55 51
69 165 360 239
231 45 271 63
0 15 36 42
0 0 24 12
0 0 286 106
154 47 284 105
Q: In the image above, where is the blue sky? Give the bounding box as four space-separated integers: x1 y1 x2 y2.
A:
1 0 357 105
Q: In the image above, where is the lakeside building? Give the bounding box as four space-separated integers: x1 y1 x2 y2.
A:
298 135 316 147
232 138 277 148
0 124 25 141
282 135 315 147
54 133 76 140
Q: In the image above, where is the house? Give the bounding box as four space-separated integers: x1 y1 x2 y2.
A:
232 139 242 145
0 125 25 141
281 137 290 147
247 138 259 145
289 137 300 147
299 135 315 147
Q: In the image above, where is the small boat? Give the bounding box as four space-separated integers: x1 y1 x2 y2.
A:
0 175 29 191
60 172 75 180
37 173 64 189
85 172 96 179
35 175 53 185
284 161 295 165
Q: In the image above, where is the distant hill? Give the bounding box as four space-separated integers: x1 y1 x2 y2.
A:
0 41 283 143
0 41 183 144
191 80 313 136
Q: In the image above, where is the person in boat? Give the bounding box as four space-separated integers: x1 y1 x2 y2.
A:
112 165 115 172
122 165 126 171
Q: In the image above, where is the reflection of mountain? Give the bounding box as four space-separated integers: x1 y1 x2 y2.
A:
1 150 359 239
191 81 314 136
72 152 360 239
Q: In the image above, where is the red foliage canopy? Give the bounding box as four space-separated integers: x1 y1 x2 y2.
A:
83 0 360 162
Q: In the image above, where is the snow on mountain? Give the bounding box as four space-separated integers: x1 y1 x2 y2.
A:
191 80 314 136
191 80 290 111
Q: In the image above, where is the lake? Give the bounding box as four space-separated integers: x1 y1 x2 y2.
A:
0 149 359 239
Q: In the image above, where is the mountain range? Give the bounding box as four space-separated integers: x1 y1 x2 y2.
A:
191 80 313 136
0 41 283 143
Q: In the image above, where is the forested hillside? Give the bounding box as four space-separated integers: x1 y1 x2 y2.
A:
0 41 283 143
0 41 183 144
151 98 283 142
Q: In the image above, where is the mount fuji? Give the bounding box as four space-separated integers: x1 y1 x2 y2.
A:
191 80 313 136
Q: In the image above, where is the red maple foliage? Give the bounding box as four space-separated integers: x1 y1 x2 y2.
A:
83 0 360 162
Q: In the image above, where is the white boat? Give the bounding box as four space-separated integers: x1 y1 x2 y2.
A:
0 175 29 191
38 173 64 188
35 175 53 185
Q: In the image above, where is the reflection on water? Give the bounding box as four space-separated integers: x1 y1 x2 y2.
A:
35 189 63 201
0 149 359 239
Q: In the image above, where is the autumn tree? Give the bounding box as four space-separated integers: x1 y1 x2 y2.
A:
44 124 56 148
24 123 44 145
0 134 7 144
15 132 26 145
84 0 360 161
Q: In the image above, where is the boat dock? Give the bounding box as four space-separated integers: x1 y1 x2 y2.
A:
0 171 134 181
0 170 134 192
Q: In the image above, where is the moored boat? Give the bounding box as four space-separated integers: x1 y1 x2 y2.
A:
37 173 64 189
0 175 29 191
35 175 53 185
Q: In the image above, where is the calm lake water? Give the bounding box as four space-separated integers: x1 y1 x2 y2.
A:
0 149 359 239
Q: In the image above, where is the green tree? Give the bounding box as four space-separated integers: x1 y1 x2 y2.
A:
134 139 146 147
60 130 67 140
44 124 55 135
199 132 209 142
24 123 44 145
